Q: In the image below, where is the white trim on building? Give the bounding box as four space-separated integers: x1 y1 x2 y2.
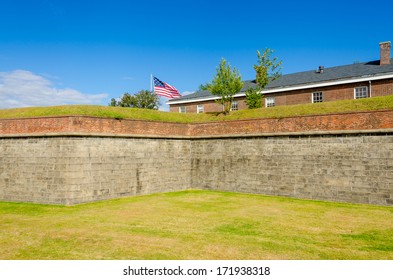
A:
197 104 204 113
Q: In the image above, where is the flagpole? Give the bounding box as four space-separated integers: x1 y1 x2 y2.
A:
150 74 153 92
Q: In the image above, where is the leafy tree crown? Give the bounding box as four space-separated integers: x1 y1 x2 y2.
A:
254 48 282 89
245 49 282 109
109 90 160 110
206 58 244 114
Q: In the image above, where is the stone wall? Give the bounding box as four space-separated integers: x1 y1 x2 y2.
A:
0 137 191 205
191 135 393 206
1 111 393 206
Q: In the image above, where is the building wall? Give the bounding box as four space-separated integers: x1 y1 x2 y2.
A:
265 79 393 106
169 78 393 112
169 97 248 113
372 78 393 96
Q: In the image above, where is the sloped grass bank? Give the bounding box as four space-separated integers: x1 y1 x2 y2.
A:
1 190 392 260
0 95 392 123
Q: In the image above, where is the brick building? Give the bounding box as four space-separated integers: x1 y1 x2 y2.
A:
167 41 393 113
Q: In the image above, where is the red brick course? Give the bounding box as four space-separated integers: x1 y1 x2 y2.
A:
1 110 393 138
0 116 188 137
189 110 393 136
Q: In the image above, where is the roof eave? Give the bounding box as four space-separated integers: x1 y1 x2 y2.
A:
166 93 246 105
262 72 393 94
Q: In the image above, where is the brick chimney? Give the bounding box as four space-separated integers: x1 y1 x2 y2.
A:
379 41 391 65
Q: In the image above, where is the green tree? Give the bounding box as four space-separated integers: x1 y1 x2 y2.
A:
109 90 160 110
109 98 117 106
244 86 263 109
245 48 282 109
206 58 243 114
198 83 209 91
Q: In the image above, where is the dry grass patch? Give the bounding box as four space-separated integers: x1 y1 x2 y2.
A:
0 190 393 260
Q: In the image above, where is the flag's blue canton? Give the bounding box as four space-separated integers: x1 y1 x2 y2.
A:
154 77 165 87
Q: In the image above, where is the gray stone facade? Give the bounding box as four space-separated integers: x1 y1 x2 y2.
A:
0 137 191 205
1 134 392 206
191 135 393 206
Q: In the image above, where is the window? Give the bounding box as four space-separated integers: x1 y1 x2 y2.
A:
312 92 323 103
230 101 238 111
265 97 275 107
197 104 204 114
179 106 186 113
354 86 369 99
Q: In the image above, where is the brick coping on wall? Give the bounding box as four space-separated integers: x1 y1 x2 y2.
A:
2 129 393 140
1 109 393 138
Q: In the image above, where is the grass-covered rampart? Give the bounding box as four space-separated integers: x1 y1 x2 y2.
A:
0 95 392 123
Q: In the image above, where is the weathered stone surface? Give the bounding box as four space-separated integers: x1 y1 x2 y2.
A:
190 135 393 206
0 137 191 205
0 115 392 206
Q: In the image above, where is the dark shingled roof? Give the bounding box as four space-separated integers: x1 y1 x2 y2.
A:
168 59 393 102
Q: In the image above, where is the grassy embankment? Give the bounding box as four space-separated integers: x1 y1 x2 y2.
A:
1 190 392 260
0 95 392 123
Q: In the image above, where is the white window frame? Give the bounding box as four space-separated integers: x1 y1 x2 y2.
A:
179 106 186 113
230 101 238 111
265 97 275 107
354 86 368 99
312 91 323 103
197 104 204 114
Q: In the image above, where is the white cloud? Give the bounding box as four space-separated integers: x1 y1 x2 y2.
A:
0 70 108 109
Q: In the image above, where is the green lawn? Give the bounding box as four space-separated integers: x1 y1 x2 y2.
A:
0 95 392 123
1 190 392 260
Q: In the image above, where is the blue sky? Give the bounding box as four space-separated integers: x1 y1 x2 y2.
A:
1 0 392 110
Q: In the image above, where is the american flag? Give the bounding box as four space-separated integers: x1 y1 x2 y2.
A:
153 76 182 98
